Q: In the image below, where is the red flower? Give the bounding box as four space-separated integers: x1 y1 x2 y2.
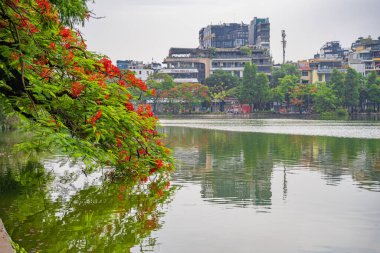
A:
88 110 102 125
36 0 51 14
125 102 134 111
49 42 56 50
71 82 85 97
155 159 163 169
117 138 122 148
59 27 72 39
100 57 120 77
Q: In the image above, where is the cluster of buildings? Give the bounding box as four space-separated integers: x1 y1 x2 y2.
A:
116 17 379 88
297 36 380 84
117 17 272 83
163 17 271 83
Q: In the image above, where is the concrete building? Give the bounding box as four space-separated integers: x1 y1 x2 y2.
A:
298 40 348 84
248 17 270 49
199 23 249 49
162 46 271 83
164 17 271 83
298 60 312 84
348 36 380 76
316 41 348 59
199 17 270 50
116 60 159 81
309 58 346 83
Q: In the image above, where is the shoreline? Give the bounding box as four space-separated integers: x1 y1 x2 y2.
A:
157 112 380 121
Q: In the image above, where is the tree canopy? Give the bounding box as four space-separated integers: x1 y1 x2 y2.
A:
0 0 173 179
205 70 240 94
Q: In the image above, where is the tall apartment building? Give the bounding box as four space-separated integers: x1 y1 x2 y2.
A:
199 17 270 50
163 17 272 83
248 17 270 49
199 23 249 49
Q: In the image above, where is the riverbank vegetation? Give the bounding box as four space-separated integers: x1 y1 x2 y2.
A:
145 64 380 117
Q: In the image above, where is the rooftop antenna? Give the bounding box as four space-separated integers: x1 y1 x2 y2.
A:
281 30 287 64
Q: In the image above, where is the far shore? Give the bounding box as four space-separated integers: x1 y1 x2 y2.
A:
157 112 380 121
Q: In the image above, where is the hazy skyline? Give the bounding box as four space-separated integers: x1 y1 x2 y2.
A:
80 0 380 64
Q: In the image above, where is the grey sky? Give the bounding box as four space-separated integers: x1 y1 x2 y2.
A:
80 0 380 64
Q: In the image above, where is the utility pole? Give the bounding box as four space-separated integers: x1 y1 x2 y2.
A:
281 30 286 64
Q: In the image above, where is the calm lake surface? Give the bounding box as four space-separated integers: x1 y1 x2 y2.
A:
1 119 380 252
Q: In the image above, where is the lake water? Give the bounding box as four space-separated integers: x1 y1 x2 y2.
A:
1 119 380 252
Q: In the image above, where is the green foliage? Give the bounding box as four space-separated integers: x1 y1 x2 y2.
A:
0 0 174 178
320 108 348 120
162 83 210 113
329 69 345 106
312 83 338 113
146 73 175 113
240 46 252 56
271 64 301 87
366 72 380 108
205 70 240 94
254 73 270 109
343 68 360 107
239 63 257 105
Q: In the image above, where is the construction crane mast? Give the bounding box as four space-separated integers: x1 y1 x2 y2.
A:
281 30 287 64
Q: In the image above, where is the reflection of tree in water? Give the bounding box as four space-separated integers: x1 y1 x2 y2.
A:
165 127 273 208
0 132 175 253
164 127 380 208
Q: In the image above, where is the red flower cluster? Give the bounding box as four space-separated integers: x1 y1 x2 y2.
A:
126 72 147 91
59 27 72 39
136 104 153 117
36 0 51 14
100 57 120 77
18 16 38 34
49 42 56 49
119 150 130 162
89 110 102 126
155 159 163 169
71 82 85 97
125 102 134 111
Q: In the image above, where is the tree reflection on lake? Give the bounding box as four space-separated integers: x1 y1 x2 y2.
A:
0 132 175 253
164 127 380 209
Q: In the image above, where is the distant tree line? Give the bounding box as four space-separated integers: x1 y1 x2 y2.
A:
145 64 380 115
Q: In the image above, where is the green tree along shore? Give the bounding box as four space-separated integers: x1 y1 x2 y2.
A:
145 63 380 116
0 0 174 178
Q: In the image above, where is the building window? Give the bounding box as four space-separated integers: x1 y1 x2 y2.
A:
318 74 323 82
302 71 308 76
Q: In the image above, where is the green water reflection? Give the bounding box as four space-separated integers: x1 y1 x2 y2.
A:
165 127 380 208
0 132 174 253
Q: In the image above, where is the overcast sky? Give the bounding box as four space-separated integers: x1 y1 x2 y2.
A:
80 0 380 64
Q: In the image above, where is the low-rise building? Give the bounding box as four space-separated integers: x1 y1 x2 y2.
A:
348 36 380 76
116 60 159 81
